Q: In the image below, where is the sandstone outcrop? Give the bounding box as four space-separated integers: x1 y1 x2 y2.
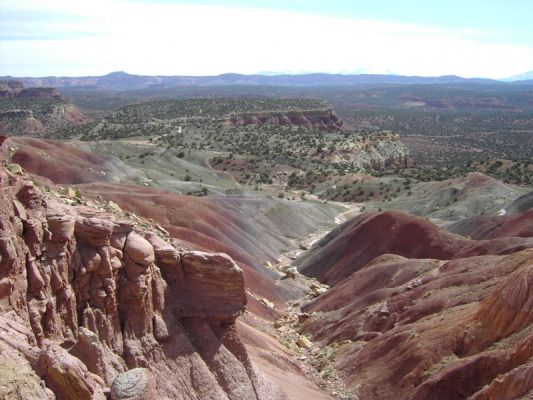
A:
0 143 287 399
0 81 61 99
227 109 343 130
0 82 86 136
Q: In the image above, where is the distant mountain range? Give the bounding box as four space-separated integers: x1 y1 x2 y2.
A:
506 70 533 83
1 71 522 91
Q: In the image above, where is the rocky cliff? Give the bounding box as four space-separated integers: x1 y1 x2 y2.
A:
0 139 287 399
227 109 343 130
0 81 62 99
0 82 86 137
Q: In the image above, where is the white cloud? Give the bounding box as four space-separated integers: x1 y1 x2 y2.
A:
1 0 532 78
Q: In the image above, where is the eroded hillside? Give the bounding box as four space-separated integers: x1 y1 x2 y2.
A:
0 138 300 399
292 210 533 399
0 81 532 400
1 136 347 399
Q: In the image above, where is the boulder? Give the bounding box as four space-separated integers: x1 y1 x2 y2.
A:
38 344 105 400
124 232 155 266
297 335 313 349
75 218 114 248
180 251 246 319
108 201 122 213
110 368 156 400
144 232 178 264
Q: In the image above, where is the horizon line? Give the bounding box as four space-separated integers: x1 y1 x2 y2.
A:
3 70 531 81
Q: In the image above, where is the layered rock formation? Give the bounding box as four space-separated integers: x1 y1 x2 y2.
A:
5 136 334 308
0 142 287 399
5 131 531 399
0 82 86 136
0 81 62 99
0 103 86 136
227 109 343 130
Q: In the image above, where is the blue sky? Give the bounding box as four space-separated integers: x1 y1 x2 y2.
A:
1 0 532 78
175 0 533 39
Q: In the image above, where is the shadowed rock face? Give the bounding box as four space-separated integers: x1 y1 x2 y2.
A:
0 147 287 399
297 210 533 400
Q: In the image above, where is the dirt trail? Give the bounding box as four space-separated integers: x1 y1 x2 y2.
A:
334 202 363 224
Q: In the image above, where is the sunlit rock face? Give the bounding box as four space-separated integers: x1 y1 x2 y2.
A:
0 142 286 400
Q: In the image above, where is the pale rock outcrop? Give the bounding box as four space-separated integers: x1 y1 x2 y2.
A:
110 368 156 400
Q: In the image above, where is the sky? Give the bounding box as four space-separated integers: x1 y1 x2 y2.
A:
1 0 533 78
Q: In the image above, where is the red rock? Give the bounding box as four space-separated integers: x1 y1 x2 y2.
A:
179 251 247 320
468 262 533 352
470 362 533 400
227 109 343 131
144 231 179 264
37 344 106 400
152 314 170 342
46 213 75 242
123 232 155 266
70 327 126 385
0 136 333 399
0 315 54 400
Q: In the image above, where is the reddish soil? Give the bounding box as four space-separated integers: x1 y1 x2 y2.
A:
0 138 334 399
9 137 113 184
296 210 533 285
4 136 532 399
448 209 533 239
297 210 533 399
